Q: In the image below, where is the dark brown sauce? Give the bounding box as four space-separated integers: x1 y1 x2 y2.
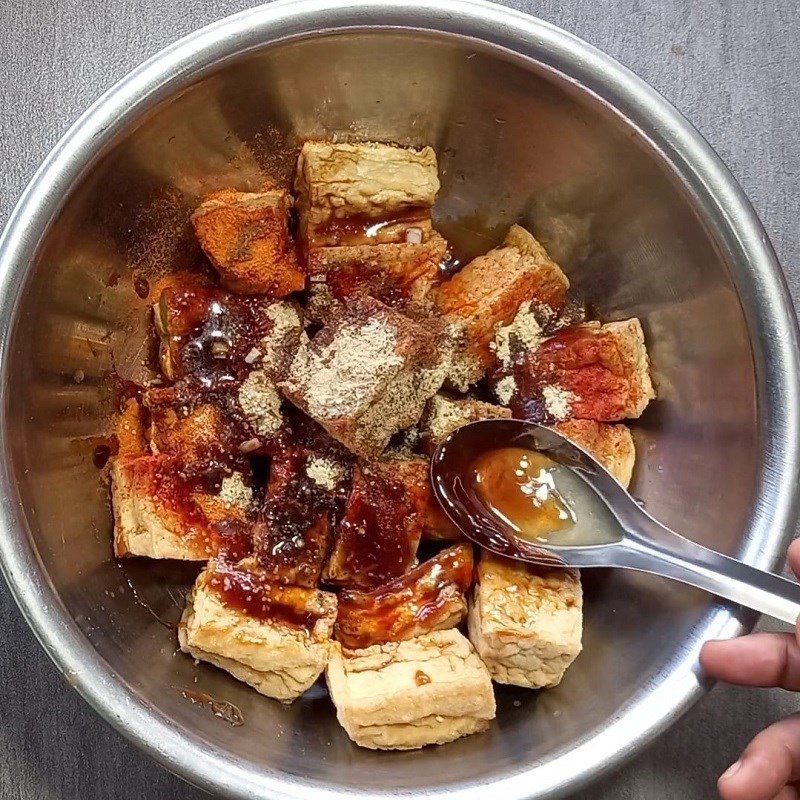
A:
133 275 150 299
312 208 428 248
472 447 574 541
333 464 420 589
160 286 273 393
213 519 254 562
335 544 473 649
92 443 112 469
438 251 465 279
207 561 325 631
180 689 244 727
255 425 351 587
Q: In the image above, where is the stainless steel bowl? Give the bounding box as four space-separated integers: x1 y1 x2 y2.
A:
1 1 798 798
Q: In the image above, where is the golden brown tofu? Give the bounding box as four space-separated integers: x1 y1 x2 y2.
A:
179 558 337 702
306 232 448 313
110 455 252 560
335 544 473 649
436 226 569 385
191 189 305 296
115 397 148 457
294 141 440 248
419 394 512 455
326 629 496 750
554 419 635 488
279 296 447 457
468 552 582 689
509 318 655 422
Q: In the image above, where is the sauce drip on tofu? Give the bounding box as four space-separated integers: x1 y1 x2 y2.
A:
207 561 327 631
335 544 473 649
312 208 429 248
471 448 575 542
157 286 271 391
330 464 422 589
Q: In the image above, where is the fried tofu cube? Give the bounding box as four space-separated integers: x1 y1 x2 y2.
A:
419 394 512 455
279 295 447 457
115 398 148 456
324 457 425 589
509 319 655 422
154 284 274 386
377 451 461 541
307 232 448 312
110 455 252 559
554 419 635 488
468 552 582 689
191 189 304 296
436 226 569 385
179 558 337 702
326 629 495 750
335 544 473 649
294 141 440 248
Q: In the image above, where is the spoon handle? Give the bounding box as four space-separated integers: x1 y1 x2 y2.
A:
623 535 800 626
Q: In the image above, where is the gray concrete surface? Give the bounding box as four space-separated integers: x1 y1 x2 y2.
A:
1 1 798 798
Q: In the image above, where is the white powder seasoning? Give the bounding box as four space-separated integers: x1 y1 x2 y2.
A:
541 384 574 421
237 369 283 436
494 375 517 406
283 317 403 420
218 473 253 508
259 301 303 374
424 395 468 443
305 456 345 491
490 301 542 369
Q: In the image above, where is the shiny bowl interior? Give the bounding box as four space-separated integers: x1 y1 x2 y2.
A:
1 2 798 799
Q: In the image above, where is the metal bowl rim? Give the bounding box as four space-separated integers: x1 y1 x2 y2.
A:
0 1 798 798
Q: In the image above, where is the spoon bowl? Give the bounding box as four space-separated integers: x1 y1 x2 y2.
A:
431 419 800 625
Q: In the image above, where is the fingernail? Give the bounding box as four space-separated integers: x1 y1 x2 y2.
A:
720 760 742 781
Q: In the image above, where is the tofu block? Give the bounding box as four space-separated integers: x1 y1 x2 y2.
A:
115 397 148 457
191 189 305 296
420 394 512 455
145 392 230 458
295 141 440 248
154 283 275 386
279 295 447 457
554 419 635 488
254 443 348 588
335 544 473 649
179 558 337 702
468 552 582 689
326 629 495 750
324 456 425 589
435 226 569 385
110 455 252 559
374 451 461 541
509 319 655 422
307 232 448 313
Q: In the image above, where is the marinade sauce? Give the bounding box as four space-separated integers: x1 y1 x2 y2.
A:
470 447 621 547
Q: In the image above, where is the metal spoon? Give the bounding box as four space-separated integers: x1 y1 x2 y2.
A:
430 418 800 625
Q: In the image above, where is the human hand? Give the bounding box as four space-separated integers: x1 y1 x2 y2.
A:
700 538 800 800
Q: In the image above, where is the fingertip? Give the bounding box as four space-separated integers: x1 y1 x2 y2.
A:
717 770 742 800
699 638 731 674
